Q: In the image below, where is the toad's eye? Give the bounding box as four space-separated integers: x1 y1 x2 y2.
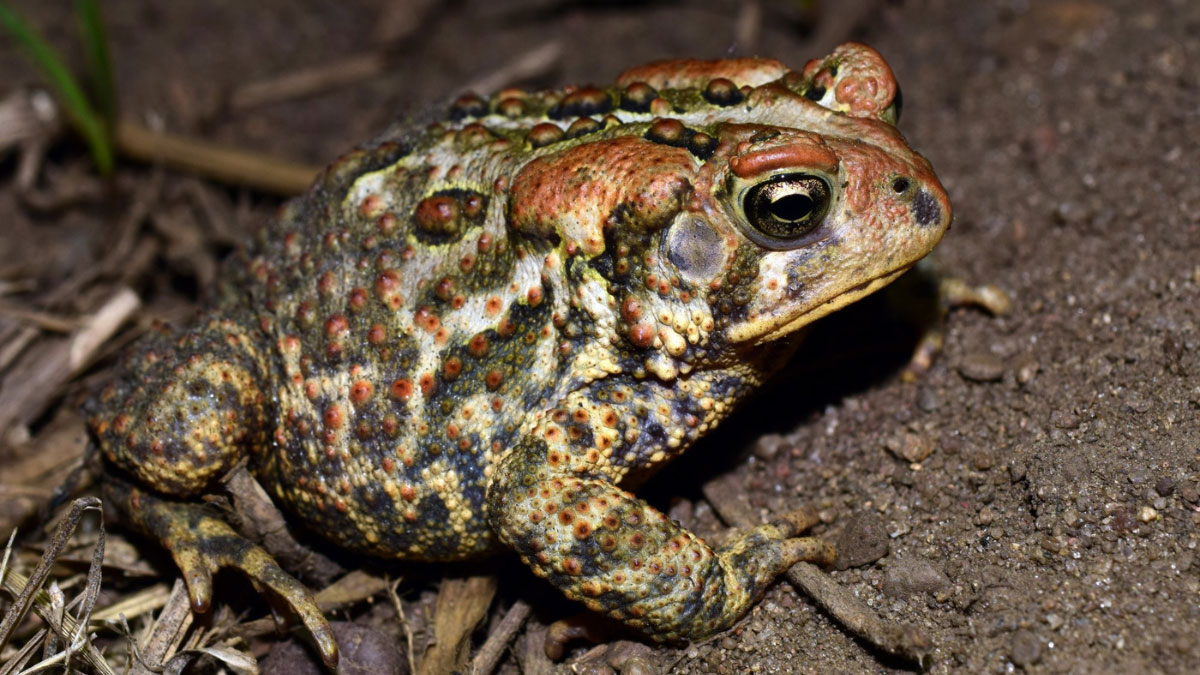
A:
743 174 831 244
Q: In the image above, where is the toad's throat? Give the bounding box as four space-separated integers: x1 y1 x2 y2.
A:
730 265 913 345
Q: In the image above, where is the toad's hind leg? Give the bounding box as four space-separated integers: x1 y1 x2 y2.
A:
87 316 270 494
86 316 337 667
488 439 835 644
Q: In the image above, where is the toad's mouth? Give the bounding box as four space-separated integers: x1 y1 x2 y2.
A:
729 265 914 345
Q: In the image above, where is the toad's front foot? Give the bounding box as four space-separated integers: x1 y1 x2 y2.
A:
539 508 835 658
105 477 338 669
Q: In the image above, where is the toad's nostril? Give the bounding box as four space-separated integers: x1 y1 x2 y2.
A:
912 190 943 228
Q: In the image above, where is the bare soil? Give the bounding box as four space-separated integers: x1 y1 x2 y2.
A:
1 1 1197 673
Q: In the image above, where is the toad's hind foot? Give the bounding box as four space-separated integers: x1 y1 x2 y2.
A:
105 477 338 669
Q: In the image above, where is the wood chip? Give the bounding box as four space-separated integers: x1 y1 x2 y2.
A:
0 287 139 444
418 575 497 675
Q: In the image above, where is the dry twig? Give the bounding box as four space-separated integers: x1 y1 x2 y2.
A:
702 474 933 666
226 0 440 111
516 622 555 675
0 300 79 333
470 599 531 675
223 467 346 586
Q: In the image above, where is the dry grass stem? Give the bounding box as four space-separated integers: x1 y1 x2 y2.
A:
735 0 762 50
0 498 114 675
0 301 77 333
90 583 170 624
312 570 390 610
114 120 319 196
388 578 418 675
229 53 389 111
0 327 37 373
464 42 563 97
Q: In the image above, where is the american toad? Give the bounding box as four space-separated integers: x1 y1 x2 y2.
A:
86 43 949 667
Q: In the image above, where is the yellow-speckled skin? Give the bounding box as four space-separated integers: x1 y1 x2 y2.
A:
87 44 949 667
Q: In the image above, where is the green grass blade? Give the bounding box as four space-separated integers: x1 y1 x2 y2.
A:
0 2 113 173
75 0 116 124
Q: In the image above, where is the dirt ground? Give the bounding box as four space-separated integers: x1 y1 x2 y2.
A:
1 0 1198 673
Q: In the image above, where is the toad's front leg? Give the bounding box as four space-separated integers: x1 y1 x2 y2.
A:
486 426 834 643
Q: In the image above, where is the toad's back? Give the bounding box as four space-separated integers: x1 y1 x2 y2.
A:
232 131 585 559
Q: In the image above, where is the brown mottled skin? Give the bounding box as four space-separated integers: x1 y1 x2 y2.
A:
87 44 949 668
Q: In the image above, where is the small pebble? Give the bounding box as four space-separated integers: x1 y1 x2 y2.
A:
1124 390 1152 413
970 446 996 471
916 387 941 412
1016 358 1039 384
1155 477 1175 496
606 642 658 675
958 351 1005 381
884 432 933 463
753 433 787 460
1181 484 1199 504
1041 534 1068 554
1062 508 1081 528
1048 409 1080 429
1009 460 1028 482
976 506 996 526
833 512 889 570
667 498 694 526
1009 629 1043 668
1163 333 1184 361
883 557 950 597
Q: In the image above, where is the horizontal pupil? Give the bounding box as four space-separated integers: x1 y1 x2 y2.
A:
769 193 815 222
